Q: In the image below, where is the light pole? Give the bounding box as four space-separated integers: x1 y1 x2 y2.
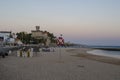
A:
58 34 64 62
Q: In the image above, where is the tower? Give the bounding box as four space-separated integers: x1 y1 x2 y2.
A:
36 26 40 31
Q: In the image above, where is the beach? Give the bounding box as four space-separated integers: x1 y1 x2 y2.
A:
68 48 120 65
0 48 120 80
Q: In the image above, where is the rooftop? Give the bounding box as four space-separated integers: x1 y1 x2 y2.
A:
0 31 11 33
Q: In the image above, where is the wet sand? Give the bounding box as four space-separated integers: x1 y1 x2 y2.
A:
68 48 120 65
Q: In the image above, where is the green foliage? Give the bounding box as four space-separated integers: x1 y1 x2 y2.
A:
47 32 56 43
16 32 32 44
16 31 57 44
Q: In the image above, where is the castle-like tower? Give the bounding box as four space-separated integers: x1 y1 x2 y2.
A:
36 26 40 31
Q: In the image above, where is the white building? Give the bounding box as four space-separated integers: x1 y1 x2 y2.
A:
0 31 11 42
0 31 17 45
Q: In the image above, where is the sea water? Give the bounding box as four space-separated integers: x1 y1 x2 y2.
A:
87 46 120 59
88 46 120 49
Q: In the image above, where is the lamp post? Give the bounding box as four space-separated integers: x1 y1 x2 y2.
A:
57 34 64 62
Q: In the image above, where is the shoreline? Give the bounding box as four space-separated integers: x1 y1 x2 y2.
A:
93 48 120 51
87 49 120 59
67 48 120 65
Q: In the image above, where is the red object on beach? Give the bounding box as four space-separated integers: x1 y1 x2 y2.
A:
57 37 64 46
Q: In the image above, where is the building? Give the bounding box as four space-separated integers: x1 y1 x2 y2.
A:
0 31 18 46
31 26 51 46
31 26 48 39
0 31 12 42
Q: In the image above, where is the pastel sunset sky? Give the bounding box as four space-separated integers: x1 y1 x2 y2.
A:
0 0 120 46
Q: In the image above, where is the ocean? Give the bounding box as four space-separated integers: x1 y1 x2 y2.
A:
88 46 120 49
87 46 120 59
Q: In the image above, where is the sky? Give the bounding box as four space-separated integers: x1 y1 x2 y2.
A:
0 0 120 46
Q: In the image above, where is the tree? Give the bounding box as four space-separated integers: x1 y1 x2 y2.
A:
47 32 56 43
16 30 57 44
16 32 32 44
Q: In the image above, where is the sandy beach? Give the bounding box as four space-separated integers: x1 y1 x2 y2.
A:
0 48 120 80
68 48 120 65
